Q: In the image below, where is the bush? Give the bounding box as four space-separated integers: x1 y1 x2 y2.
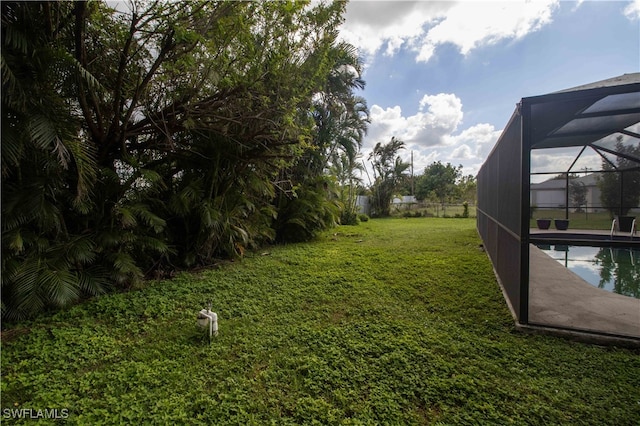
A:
274 177 340 243
400 210 423 218
358 214 369 222
340 210 360 226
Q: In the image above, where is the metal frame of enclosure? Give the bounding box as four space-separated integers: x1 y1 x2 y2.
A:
477 73 640 340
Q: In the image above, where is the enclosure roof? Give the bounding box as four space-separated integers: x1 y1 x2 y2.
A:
523 73 640 152
551 73 640 94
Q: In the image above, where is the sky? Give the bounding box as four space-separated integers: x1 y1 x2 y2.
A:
338 0 640 182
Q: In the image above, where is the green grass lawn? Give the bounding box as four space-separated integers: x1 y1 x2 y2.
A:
2 218 639 425
530 209 614 230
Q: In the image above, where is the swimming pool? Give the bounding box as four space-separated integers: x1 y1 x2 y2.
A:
534 244 640 299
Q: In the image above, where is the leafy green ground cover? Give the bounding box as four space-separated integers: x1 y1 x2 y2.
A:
2 218 639 425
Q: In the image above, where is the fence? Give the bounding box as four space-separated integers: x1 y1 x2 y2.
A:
390 202 476 218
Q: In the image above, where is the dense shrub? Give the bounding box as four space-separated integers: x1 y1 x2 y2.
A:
340 210 360 226
1 2 365 319
274 177 341 243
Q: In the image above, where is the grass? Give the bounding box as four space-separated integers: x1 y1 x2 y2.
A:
531 209 614 230
2 218 639 425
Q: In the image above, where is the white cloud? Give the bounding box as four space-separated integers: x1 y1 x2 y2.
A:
419 93 464 135
366 93 464 150
444 123 501 176
364 105 403 148
449 123 502 159
570 0 586 13
341 0 559 63
624 0 640 20
341 1 451 59
530 150 580 179
361 95 502 177
414 1 558 62
451 144 473 160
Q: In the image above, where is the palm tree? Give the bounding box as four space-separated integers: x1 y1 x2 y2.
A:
2 2 107 319
330 151 364 224
275 41 369 239
306 43 370 176
368 137 410 217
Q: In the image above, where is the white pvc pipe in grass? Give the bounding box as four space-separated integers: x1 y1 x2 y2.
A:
197 308 218 342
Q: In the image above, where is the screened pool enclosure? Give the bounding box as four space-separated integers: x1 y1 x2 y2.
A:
477 73 640 344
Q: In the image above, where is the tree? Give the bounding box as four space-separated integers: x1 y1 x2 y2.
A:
368 137 409 217
305 42 369 176
330 151 364 225
569 180 587 212
595 247 640 298
598 137 640 217
457 174 477 205
1 0 361 319
415 161 462 206
275 40 369 240
2 2 111 319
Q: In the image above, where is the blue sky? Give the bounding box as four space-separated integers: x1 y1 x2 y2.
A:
339 0 640 180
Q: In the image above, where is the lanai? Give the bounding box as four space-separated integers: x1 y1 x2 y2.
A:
477 73 640 345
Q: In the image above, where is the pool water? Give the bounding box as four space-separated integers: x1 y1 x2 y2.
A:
535 244 640 299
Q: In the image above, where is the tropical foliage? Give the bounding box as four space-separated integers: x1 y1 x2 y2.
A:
1 1 368 319
415 161 463 205
368 137 409 217
275 41 369 237
331 151 364 225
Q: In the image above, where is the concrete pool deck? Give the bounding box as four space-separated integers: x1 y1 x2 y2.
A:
526 243 640 345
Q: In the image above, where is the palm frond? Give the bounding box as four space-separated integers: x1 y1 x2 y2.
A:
199 201 223 229
1 54 26 110
77 266 110 296
64 136 97 203
60 50 106 94
110 251 143 284
26 115 59 151
115 205 138 229
136 235 171 254
40 268 79 307
1 116 25 172
10 258 46 317
6 230 24 253
66 236 97 264
130 203 166 233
